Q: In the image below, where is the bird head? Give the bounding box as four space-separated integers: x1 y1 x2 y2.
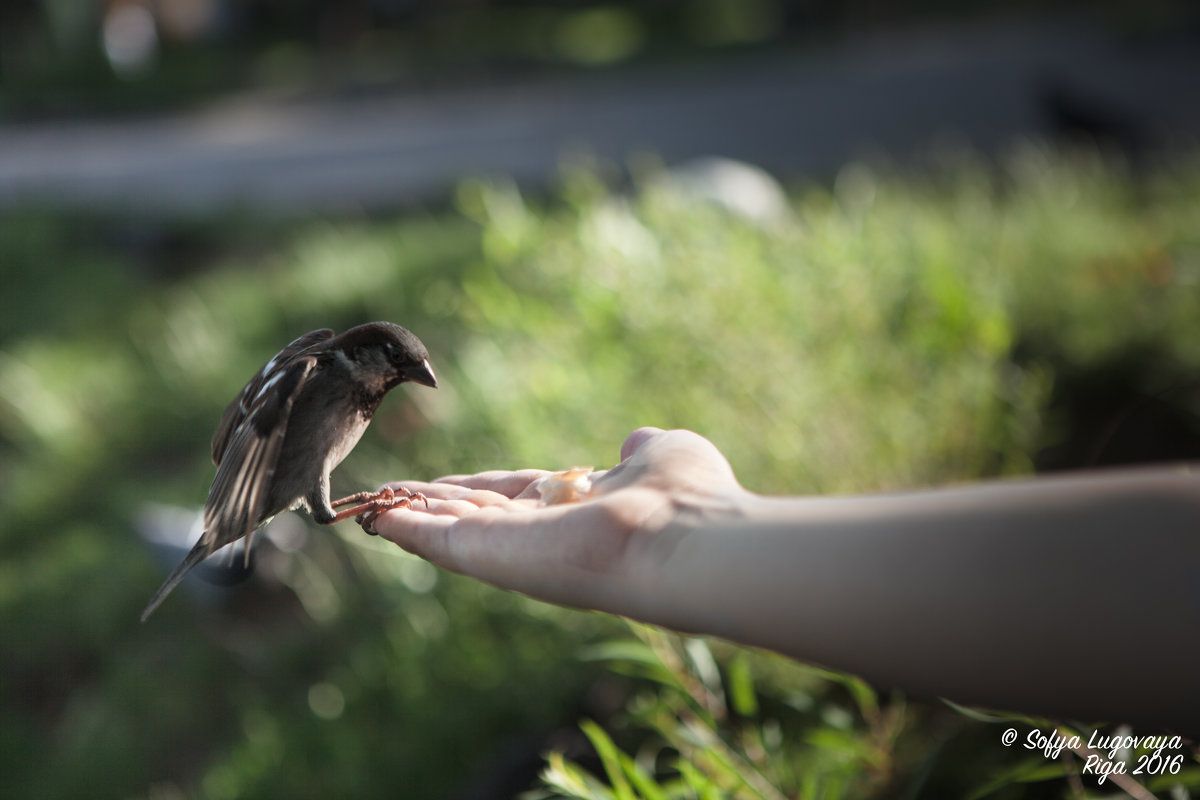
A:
334 322 437 394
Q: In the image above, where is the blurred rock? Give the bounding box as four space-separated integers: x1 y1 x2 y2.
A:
655 157 790 226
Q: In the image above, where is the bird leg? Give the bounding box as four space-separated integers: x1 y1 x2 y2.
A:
328 487 428 533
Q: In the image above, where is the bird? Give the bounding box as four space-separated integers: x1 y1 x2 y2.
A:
141 322 437 622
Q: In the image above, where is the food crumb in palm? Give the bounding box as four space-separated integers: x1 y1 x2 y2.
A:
536 467 596 505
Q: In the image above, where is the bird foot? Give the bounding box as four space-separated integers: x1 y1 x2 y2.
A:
329 487 428 534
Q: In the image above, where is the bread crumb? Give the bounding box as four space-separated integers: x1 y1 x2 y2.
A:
536 467 596 505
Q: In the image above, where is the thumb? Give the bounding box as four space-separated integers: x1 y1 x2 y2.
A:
621 427 665 462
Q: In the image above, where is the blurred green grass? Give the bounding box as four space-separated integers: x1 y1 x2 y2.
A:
1 144 1199 799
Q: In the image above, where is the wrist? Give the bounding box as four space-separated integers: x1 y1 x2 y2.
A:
617 484 758 634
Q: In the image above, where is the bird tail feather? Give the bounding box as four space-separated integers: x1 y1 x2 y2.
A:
140 540 210 623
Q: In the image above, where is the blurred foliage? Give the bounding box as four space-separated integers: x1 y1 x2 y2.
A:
534 626 1200 799
1 144 1199 798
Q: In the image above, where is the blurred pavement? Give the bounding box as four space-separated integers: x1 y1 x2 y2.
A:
1 18 1197 215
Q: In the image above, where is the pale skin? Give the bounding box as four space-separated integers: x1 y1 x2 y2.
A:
374 427 1200 732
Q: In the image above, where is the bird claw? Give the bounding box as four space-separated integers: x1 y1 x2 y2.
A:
354 487 428 535
329 486 428 532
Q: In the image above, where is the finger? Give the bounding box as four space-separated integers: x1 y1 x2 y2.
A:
621 427 665 461
419 492 539 516
431 469 550 498
379 487 533 515
373 508 459 560
374 501 572 576
381 476 542 503
417 497 495 518
379 480 491 502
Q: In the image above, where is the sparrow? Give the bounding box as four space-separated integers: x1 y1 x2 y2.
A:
141 322 437 622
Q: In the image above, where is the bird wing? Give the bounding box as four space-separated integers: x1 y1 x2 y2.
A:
143 354 318 620
211 328 334 466
201 339 327 555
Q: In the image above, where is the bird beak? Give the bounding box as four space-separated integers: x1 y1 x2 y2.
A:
404 359 438 388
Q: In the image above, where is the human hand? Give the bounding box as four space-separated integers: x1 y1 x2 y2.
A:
371 427 749 617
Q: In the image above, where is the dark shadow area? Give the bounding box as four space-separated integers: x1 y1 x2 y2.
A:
1031 343 1200 471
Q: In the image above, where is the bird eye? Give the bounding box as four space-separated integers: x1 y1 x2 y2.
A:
384 342 407 366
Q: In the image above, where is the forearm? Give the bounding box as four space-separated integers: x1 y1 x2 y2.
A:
626 466 1200 730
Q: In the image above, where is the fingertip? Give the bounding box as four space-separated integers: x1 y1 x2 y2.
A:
621 427 665 461
373 507 453 558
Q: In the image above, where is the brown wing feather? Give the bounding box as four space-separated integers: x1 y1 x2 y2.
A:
211 328 333 465
201 354 318 555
